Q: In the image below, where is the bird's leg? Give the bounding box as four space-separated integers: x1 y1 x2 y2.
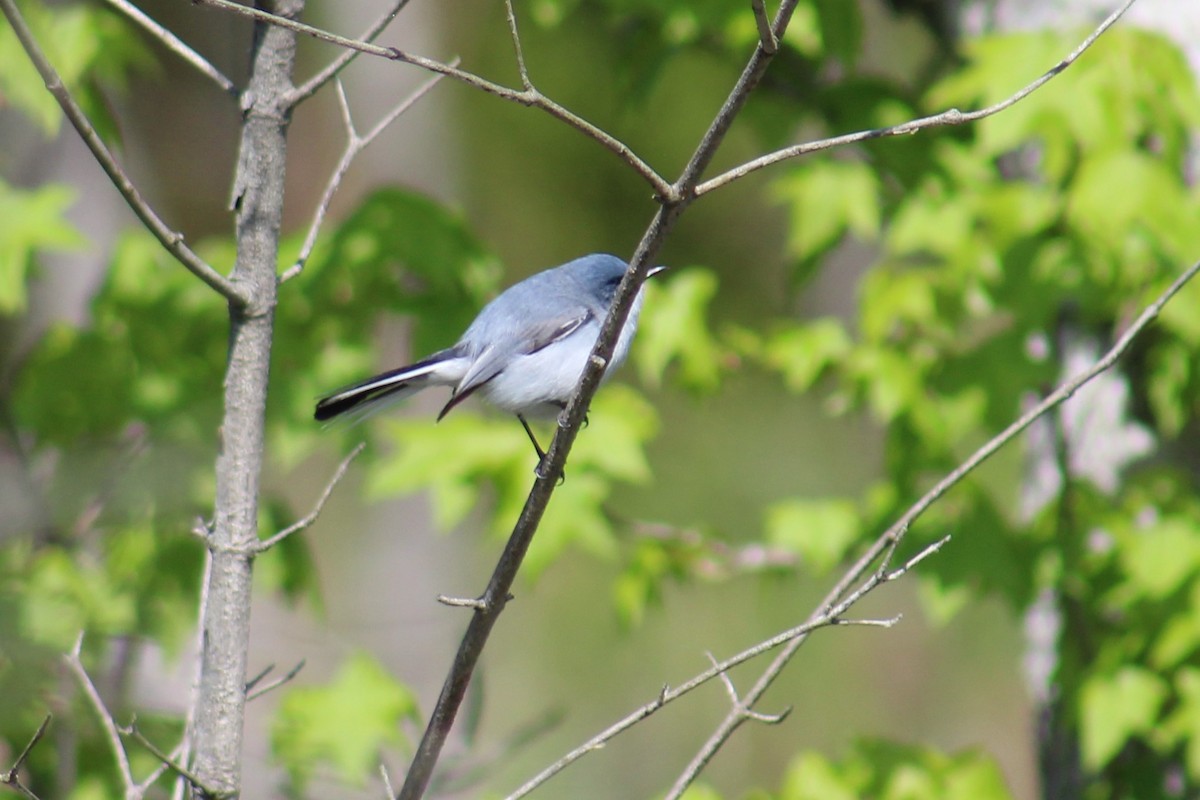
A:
518 414 565 483
518 414 547 462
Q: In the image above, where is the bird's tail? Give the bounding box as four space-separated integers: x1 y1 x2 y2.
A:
314 350 457 422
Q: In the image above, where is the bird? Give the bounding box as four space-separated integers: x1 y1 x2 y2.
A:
315 253 661 463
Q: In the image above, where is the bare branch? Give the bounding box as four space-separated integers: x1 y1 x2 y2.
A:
504 0 533 90
0 0 245 305
282 67 452 282
254 443 364 551
289 0 413 105
191 0 671 198
660 257 1200 799
437 595 489 610
696 0 1138 195
64 635 136 794
120 720 211 798
750 0 778 54
380 764 397 800
2 715 52 800
246 659 306 702
102 0 237 95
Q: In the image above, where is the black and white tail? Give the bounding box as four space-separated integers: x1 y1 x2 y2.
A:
314 351 456 422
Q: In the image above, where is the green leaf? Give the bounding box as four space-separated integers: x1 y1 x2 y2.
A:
765 497 860 574
1118 515 1200 600
635 269 724 391
272 652 417 790
773 159 881 262
368 387 655 578
762 318 852 392
1166 668 1200 779
814 0 862 66
1079 666 1169 769
0 182 84 313
779 751 860 800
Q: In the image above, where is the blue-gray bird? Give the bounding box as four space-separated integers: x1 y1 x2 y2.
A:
315 253 661 459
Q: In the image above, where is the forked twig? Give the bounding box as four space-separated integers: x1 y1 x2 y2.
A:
661 256 1200 799
2 715 52 800
282 67 451 282
253 443 364 551
289 0 414 105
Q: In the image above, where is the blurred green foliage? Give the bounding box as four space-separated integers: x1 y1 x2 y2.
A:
1 0 1199 797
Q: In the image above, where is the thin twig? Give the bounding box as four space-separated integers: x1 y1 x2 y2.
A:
696 0 1138 195
191 0 671 198
750 0 778 54
64 635 137 794
505 534 920 800
437 595 488 610
504 0 533 90
254 443 364 551
380 764 397 800
289 0 413 105
2 714 51 800
102 0 237 95
0 0 244 305
282 67 451 282
246 659 306 702
120 720 210 797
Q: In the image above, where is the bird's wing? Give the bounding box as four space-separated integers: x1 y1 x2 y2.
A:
436 310 592 420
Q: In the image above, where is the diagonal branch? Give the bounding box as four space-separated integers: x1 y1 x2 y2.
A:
64 635 136 796
2 714 51 800
506 535 947 800
0 0 245 306
696 0 1137 196
191 0 671 198
252 442 363 551
289 0 413 105
102 0 237 95
661 256 1200 798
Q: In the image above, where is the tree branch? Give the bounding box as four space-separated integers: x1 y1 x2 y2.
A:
1 714 51 800
102 0 237 95
191 0 671 198
0 0 245 305
695 0 1138 196
661 256 1200 798
506 535 948 799
64 635 137 796
253 443 363 550
288 0 413 105
187 0 304 795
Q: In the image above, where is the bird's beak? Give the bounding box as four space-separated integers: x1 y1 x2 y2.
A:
647 265 669 279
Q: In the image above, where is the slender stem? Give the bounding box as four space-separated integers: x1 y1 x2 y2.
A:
102 0 237 95
253 444 363 550
289 0 413 105
696 0 1138 196
0 0 245 305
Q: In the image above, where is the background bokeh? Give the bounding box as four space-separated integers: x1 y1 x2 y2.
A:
3 0 1200 797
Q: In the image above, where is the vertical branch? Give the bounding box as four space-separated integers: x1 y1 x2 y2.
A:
187 0 304 795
